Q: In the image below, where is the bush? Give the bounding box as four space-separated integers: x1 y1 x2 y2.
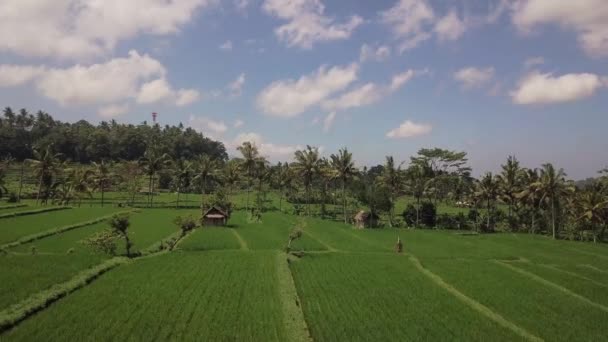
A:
7 193 18 203
174 215 197 236
420 202 437 228
436 212 470 230
402 204 417 227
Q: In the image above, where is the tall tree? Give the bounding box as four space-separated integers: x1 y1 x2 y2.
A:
330 148 358 223
292 146 321 216
92 160 114 207
497 156 523 221
275 162 294 212
194 154 219 210
536 163 574 239
139 146 171 207
517 168 543 233
575 182 608 242
172 159 193 209
26 145 63 204
237 142 261 213
405 163 432 227
378 156 403 226
474 172 500 231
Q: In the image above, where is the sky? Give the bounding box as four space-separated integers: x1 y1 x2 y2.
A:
0 0 607 179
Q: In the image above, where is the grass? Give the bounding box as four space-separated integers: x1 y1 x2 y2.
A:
0 207 119 245
290 253 520 341
4 251 287 341
2 205 608 340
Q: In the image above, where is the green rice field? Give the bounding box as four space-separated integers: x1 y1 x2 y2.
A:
1 201 607 341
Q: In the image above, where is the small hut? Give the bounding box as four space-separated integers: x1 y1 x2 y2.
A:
202 206 230 226
353 210 379 229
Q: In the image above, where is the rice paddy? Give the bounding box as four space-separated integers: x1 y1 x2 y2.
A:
1 202 607 341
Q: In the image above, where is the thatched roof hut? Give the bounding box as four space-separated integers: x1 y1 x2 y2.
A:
202 206 230 226
353 210 379 229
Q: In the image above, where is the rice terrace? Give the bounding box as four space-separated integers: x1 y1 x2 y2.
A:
1 0 608 341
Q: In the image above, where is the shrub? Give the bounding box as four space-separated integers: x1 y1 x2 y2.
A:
7 193 18 203
420 202 437 228
174 215 197 236
66 248 75 254
402 204 417 227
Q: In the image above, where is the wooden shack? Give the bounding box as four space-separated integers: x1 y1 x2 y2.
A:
202 206 229 226
353 210 379 229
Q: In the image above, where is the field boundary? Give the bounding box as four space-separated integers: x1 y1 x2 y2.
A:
0 204 27 211
536 264 608 289
495 261 608 313
302 230 339 252
1 210 135 250
578 264 608 274
277 252 312 342
0 257 129 333
409 256 543 342
230 229 249 251
0 206 71 220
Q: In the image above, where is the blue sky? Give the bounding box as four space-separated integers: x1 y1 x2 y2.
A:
0 0 607 179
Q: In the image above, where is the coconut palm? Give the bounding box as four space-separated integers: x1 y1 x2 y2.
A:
91 160 114 207
26 146 63 205
222 159 241 197
535 163 574 239
330 148 358 223
575 182 608 242
405 163 432 227
0 165 8 199
172 159 193 209
275 162 294 212
69 168 94 207
237 142 262 212
378 156 403 226
497 156 523 220
474 172 500 231
193 154 219 210
292 146 321 216
253 159 272 213
139 147 171 207
517 168 543 233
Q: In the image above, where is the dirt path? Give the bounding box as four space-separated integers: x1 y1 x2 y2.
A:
230 229 249 251
275 252 312 342
410 255 543 342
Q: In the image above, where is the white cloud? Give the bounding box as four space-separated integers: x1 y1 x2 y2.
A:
511 0 608 57
189 115 228 135
322 70 416 112
176 89 201 106
386 120 432 139
434 10 466 41
454 67 495 89
0 0 216 60
359 44 391 62
524 56 545 68
137 78 174 104
219 40 233 51
511 71 604 105
0 65 46 87
0 50 198 107
232 132 301 160
381 0 468 52
323 112 336 132
233 119 244 128
262 0 363 49
97 103 129 119
228 73 246 96
257 63 358 117
235 0 250 13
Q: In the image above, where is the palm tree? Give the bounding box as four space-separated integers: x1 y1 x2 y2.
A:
0 166 8 199
139 147 171 207
253 159 272 213
292 146 321 216
575 182 608 242
275 162 294 212
237 142 262 212
69 168 94 207
497 156 523 220
222 159 241 198
536 163 573 239
406 163 432 227
378 156 403 226
26 146 63 205
193 154 219 210
92 160 114 207
330 148 357 223
474 172 500 231
517 168 543 233
172 159 193 209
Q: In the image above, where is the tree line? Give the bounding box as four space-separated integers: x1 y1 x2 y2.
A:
0 109 606 243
